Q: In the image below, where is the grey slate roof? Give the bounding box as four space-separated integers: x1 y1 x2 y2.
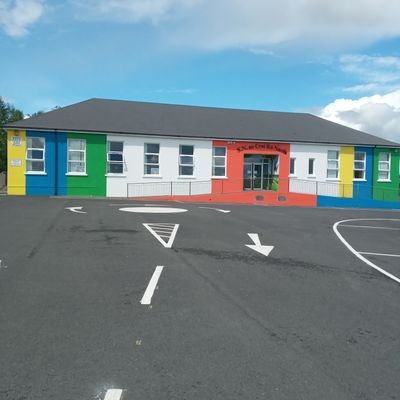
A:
4 98 399 147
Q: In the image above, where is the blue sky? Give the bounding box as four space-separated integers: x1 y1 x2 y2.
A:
1 0 400 142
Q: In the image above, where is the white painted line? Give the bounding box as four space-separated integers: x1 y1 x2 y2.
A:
199 206 231 213
120 207 187 214
166 224 179 248
359 252 400 258
150 227 174 232
65 206 86 214
104 389 123 400
333 219 400 284
143 223 179 248
340 224 400 231
140 266 164 305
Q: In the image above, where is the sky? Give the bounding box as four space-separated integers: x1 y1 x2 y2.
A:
0 0 400 143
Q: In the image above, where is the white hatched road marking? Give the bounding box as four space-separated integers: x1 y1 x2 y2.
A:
104 389 124 400
143 223 179 248
359 252 400 258
333 218 400 284
140 266 164 305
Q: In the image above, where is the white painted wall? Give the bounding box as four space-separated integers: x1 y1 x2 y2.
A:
106 135 213 197
289 144 340 196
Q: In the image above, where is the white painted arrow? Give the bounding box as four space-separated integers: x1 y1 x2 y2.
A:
65 206 86 214
246 233 274 257
199 207 231 214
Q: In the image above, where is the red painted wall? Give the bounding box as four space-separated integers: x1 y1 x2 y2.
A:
132 192 317 207
212 140 290 194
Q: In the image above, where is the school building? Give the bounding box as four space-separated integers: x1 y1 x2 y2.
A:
4 98 400 208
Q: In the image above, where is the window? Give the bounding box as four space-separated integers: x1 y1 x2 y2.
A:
354 151 366 180
378 152 391 181
308 158 315 176
107 141 124 174
26 137 45 173
179 145 194 176
289 157 296 175
68 139 86 174
327 150 339 179
212 147 226 177
144 143 160 175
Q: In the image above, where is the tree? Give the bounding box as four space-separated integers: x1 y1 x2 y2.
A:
0 97 24 172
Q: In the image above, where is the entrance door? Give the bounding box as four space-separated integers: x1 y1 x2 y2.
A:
252 163 263 190
243 163 253 190
243 154 279 192
243 162 264 191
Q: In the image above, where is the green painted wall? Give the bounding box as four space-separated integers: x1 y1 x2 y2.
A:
67 133 106 196
373 147 399 201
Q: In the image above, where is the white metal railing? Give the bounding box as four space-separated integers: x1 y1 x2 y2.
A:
127 180 212 198
289 178 400 200
289 178 341 197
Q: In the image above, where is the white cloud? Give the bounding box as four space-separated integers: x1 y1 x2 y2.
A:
73 1 400 51
319 90 400 143
73 0 199 24
341 53 400 82
0 0 44 37
338 54 400 94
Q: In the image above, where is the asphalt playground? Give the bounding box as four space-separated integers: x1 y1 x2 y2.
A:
0 196 399 400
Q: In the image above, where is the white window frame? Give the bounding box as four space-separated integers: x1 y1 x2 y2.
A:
378 152 391 182
353 151 366 181
212 146 227 177
179 145 194 177
67 138 86 175
144 143 160 176
327 150 340 180
289 157 296 176
308 158 315 177
26 137 45 174
107 141 124 175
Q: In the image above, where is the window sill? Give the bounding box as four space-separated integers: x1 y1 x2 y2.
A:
177 176 195 179
143 175 162 178
353 179 367 182
307 175 316 179
377 179 391 183
105 174 127 177
25 172 47 176
289 175 297 178
66 173 88 176
326 178 340 181
212 176 228 179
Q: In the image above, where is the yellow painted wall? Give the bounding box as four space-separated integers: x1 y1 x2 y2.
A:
340 146 354 198
7 130 26 195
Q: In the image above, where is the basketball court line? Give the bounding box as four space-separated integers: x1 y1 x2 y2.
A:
333 218 400 284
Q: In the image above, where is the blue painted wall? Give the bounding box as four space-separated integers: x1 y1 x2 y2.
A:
353 146 373 200
317 195 400 209
26 131 56 195
56 133 67 196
